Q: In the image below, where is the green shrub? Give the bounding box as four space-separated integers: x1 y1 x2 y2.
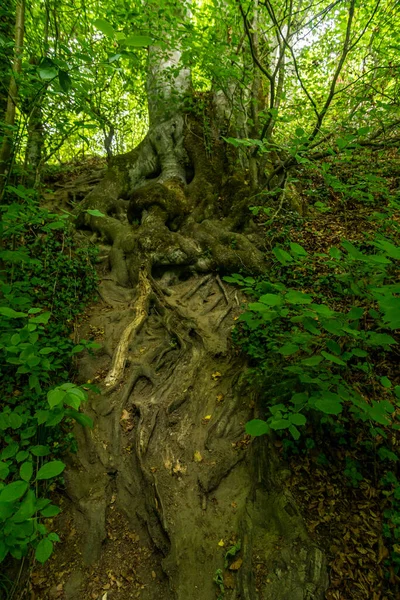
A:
0 188 98 563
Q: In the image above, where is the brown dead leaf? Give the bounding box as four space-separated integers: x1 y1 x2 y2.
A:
229 558 243 571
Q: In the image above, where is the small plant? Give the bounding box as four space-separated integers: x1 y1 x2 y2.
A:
0 188 99 563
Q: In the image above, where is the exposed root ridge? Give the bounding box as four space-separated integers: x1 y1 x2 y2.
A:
104 268 151 388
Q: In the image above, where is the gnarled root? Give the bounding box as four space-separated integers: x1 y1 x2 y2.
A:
104 268 152 389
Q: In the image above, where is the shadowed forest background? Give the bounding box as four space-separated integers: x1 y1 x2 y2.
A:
0 0 399 599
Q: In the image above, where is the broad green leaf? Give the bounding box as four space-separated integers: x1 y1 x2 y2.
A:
93 19 115 38
35 538 53 563
64 409 93 428
9 412 22 429
0 307 27 318
0 480 28 503
245 419 269 437
314 397 342 415
47 388 65 409
270 419 291 430
368 333 396 347
273 247 293 265
39 67 57 80
36 461 65 481
278 344 299 356
326 340 341 355
285 291 312 304
289 413 307 426
301 355 323 366
12 489 36 522
123 35 153 47
380 376 392 388
259 294 282 306
289 424 300 440
329 247 342 259
347 307 364 320
0 462 10 480
20 461 33 482
290 242 307 256
41 505 61 518
30 445 50 457
86 209 106 217
321 351 346 366
58 70 72 93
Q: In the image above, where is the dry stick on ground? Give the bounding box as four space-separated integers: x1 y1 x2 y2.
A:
104 268 151 389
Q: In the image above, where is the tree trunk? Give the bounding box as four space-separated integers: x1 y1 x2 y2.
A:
34 46 328 600
0 0 25 197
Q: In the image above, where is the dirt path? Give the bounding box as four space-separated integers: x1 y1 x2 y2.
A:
29 273 327 600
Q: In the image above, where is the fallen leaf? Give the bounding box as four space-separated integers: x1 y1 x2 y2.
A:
212 371 222 380
203 415 212 422
194 451 203 463
229 558 243 571
218 539 225 547
216 393 224 403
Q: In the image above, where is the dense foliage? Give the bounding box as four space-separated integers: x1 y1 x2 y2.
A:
0 0 399 596
0 185 98 565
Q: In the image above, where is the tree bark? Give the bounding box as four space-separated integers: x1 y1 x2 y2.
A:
0 0 25 198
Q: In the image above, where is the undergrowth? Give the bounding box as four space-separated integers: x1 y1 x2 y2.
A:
226 155 400 581
0 184 98 571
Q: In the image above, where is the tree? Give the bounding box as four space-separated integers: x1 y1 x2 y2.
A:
1 0 399 596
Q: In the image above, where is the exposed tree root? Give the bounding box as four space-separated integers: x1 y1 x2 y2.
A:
30 114 329 600
104 268 151 389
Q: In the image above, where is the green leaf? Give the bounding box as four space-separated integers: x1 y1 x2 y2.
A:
0 480 28 503
278 344 299 356
30 445 50 457
259 294 282 306
270 419 291 430
329 247 342 259
123 35 153 47
245 419 269 437
9 412 22 429
285 291 313 304
40 505 61 518
35 538 53 563
0 307 27 318
93 18 115 38
65 410 93 428
0 462 10 480
289 242 307 256
39 67 57 80
86 209 106 218
36 461 65 481
321 351 346 365
289 424 300 440
273 247 293 265
20 461 33 482
368 333 396 347
347 307 364 320
289 413 307 426
352 348 368 357
314 397 342 415
58 70 72 93
326 340 341 355
301 355 323 366
380 376 392 389
47 389 65 409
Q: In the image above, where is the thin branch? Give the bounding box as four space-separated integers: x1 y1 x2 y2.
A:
308 0 356 143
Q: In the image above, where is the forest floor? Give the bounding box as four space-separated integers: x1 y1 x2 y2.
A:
17 152 400 600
